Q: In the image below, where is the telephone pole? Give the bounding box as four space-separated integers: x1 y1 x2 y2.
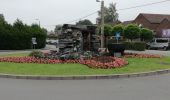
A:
96 0 105 48
101 0 105 48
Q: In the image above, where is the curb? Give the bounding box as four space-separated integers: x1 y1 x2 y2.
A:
0 69 170 80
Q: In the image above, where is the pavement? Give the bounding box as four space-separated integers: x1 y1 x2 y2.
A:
0 45 57 55
0 73 170 100
126 50 170 56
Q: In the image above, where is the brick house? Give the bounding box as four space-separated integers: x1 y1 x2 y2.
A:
123 13 170 38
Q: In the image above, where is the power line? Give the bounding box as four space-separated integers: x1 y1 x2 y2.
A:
45 0 170 26
62 0 170 24
117 0 170 11
64 11 98 24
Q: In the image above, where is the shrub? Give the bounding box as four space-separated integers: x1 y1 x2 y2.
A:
0 18 47 50
112 24 124 36
29 51 45 58
133 42 146 51
140 28 153 41
124 24 140 41
124 42 146 51
104 24 113 36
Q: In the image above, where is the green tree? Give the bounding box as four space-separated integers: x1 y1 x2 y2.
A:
112 24 124 36
140 28 153 41
124 24 140 41
76 19 93 25
98 3 119 24
0 14 5 25
104 24 112 36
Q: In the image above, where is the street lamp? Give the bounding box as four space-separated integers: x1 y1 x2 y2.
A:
35 19 41 27
96 0 105 48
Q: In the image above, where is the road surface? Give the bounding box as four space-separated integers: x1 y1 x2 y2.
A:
0 73 170 100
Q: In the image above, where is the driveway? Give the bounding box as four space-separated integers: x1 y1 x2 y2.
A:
0 74 170 100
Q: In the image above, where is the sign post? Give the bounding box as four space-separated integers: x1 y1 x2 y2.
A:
115 32 120 43
32 37 37 49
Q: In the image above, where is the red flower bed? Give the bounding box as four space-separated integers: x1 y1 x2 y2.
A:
0 56 128 69
124 53 162 58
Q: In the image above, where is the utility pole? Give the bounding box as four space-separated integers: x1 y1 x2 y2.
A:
96 0 105 48
101 0 105 48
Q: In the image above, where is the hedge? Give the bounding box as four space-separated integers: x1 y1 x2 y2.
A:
0 19 47 50
124 42 146 51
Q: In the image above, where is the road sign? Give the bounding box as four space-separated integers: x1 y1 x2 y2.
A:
115 32 121 43
116 32 120 38
32 37 37 45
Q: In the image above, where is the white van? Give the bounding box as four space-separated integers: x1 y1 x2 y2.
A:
147 38 170 50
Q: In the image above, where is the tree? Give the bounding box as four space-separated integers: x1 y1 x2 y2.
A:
76 19 93 25
104 24 112 36
13 19 25 30
140 28 153 41
0 14 6 25
0 17 47 50
97 3 119 24
112 24 124 36
124 24 140 41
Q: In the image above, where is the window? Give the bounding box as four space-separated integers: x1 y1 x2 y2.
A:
156 39 168 43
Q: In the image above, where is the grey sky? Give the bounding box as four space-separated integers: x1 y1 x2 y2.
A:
0 0 170 31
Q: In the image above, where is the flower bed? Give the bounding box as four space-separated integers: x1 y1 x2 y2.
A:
124 53 162 58
0 56 128 69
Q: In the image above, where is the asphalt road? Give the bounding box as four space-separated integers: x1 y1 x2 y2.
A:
126 50 170 57
0 74 170 100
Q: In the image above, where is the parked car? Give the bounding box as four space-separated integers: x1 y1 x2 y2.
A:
147 38 170 50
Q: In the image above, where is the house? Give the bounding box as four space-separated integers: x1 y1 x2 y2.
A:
123 13 170 38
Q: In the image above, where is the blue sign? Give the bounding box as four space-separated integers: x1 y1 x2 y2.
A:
115 32 120 38
115 32 121 43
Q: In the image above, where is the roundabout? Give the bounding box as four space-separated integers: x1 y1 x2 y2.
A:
0 51 169 80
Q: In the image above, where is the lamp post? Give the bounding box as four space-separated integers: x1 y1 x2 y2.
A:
96 0 105 48
35 19 41 27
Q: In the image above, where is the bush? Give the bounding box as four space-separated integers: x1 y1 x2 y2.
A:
0 18 47 50
124 42 146 51
112 24 124 36
140 28 153 41
104 24 112 36
29 51 45 58
124 24 140 41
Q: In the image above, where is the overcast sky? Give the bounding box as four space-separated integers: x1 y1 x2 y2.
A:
0 0 170 31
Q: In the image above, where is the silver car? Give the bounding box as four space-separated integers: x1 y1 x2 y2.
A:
147 38 170 50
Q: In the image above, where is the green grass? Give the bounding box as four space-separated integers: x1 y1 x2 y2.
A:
0 56 170 76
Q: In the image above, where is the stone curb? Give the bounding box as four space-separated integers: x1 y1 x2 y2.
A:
0 69 170 80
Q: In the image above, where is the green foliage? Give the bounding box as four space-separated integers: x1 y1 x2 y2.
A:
98 3 119 24
104 24 112 36
76 19 93 25
140 28 153 41
124 24 140 41
112 24 124 36
124 42 146 51
29 51 45 58
83 51 93 59
0 16 47 50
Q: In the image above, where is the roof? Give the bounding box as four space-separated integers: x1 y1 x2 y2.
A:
122 20 134 25
140 13 170 23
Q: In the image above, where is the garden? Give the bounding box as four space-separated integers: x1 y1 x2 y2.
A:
0 51 169 76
